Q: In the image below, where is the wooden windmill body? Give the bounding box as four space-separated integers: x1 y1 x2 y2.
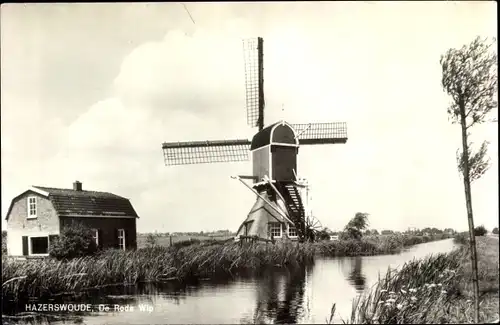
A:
162 37 348 242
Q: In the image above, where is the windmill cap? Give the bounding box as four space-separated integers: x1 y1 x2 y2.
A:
250 122 299 150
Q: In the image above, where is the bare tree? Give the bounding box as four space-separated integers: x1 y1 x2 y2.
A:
440 36 497 323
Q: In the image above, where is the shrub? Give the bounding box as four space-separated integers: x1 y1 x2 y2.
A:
492 227 498 235
316 229 331 241
49 223 97 260
453 232 469 245
341 213 369 240
344 227 363 240
474 225 487 236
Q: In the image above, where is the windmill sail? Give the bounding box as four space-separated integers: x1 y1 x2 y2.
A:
243 37 265 130
292 122 348 145
162 139 251 166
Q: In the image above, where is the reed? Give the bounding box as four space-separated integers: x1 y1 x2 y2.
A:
312 233 450 257
345 249 466 324
2 240 313 306
333 236 499 324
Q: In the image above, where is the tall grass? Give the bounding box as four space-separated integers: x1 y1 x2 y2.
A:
313 233 451 257
342 249 466 324
332 236 499 324
2 240 313 307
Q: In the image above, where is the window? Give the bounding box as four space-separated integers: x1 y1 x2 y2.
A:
288 225 298 238
92 229 99 246
27 197 37 219
30 236 49 255
268 222 282 238
118 229 126 250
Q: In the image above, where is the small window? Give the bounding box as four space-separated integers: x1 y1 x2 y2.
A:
118 229 126 250
30 236 49 255
92 229 99 246
27 197 37 219
288 225 298 237
267 222 282 238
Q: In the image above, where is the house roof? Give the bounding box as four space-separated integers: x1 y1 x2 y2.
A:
5 185 139 220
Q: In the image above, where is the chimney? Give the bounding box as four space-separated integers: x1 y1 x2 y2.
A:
73 181 82 191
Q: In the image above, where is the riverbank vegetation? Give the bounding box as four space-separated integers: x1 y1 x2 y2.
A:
2 240 313 306
2 231 453 307
453 225 491 245
334 236 499 324
2 213 455 309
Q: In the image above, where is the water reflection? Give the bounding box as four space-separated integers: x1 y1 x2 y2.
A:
347 257 366 292
241 265 312 324
337 256 367 293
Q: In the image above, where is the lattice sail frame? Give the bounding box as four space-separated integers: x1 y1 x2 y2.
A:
162 139 251 166
292 122 348 145
243 37 265 130
161 38 348 167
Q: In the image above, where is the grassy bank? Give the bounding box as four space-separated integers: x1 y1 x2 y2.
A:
313 233 451 257
335 236 499 323
2 234 451 307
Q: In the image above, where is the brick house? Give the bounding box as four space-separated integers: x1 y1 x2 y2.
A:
5 181 139 257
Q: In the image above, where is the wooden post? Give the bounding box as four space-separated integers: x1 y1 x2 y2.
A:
169 236 172 246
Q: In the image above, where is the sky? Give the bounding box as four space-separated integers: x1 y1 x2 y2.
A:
1 2 498 233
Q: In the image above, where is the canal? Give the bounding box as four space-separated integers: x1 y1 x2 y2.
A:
9 239 458 324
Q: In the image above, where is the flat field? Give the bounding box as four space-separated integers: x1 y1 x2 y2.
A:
136 234 234 248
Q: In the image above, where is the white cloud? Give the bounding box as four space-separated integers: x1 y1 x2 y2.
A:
42 27 260 232
2 2 497 233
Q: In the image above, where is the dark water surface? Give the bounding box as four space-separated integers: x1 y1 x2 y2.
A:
8 239 458 324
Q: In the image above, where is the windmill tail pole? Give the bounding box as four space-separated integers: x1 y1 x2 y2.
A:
231 176 293 224
263 175 295 224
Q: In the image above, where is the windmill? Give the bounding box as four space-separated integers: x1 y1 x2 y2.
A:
162 37 348 242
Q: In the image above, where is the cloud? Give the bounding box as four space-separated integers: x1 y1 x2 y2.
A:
47 27 260 232
114 30 241 114
1 93 66 200
2 2 497 233
28 22 500 232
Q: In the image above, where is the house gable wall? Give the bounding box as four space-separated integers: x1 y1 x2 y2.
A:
6 191 59 256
